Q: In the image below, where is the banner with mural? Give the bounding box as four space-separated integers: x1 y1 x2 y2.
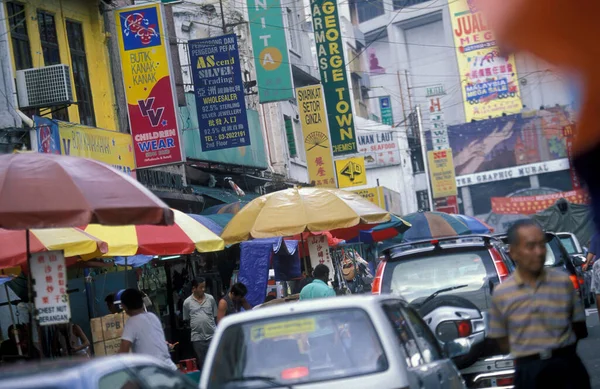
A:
188 34 250 152
448 0 523 121
35 116 136 175
115 3 183 168
296 85 336 187
449 106 575 180
311 0 357 156
247 0 294 102
491 190 590 215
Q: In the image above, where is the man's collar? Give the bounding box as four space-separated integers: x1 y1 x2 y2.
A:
514 268 547 286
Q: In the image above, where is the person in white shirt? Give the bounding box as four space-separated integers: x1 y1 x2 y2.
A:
118 288 177 370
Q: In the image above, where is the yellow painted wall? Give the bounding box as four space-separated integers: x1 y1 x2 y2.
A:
5 0 118 131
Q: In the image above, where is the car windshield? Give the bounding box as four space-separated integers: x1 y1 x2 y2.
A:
546 237 568 267
384 249 489 304
207 309 388 389
559 236 577 255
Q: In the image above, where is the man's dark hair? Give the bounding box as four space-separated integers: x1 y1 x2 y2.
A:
191 277 206 288
230 282 247 297
506 219 542 246
120 288 144 310
313 264 330 280
104 294 115 305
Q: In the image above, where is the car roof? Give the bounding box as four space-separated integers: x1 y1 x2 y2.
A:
385 235 500 258
0 355 166 388
218 295 404 327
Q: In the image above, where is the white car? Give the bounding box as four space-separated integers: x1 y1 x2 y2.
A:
200 295 468 389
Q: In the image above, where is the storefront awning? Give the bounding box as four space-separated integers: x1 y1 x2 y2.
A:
191 185 259 204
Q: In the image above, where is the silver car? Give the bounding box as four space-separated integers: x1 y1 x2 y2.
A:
200 295 469 389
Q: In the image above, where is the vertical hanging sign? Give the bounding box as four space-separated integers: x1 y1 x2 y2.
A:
188 34 251 151
247 0 294 102
115 3 184 168
379 96 393 126
310 0 357 156
297 85 336 187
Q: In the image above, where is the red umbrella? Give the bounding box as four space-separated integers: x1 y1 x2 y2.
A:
285 231 344 258
0 153 173 229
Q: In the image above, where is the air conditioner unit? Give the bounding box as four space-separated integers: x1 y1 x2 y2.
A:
16 64 74 109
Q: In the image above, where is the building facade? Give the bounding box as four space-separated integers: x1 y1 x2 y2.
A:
354 0 575 229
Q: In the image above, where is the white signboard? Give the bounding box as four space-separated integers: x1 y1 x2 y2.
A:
31 250 70 326
307 235 334 281
429 100 450 150
455 158 571 187
357 131 401 167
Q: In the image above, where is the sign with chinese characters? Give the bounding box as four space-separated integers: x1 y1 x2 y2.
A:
448 0 523 121
335 156 367 188
352 187 385 208
247 0 294 102
427 149 458 198
31 250 70 326
297 85 336 187
357 131 400 167
307 235 333 280
189 34 250 151
455 158 571 187
491 189 590 215
311 0 357 156
115 3 184 168
379 96 393 126
563 125 581 189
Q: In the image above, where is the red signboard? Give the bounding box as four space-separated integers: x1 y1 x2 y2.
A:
491 189 589 215
562 125 581 189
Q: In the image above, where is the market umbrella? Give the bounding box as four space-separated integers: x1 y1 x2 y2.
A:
203 201 249 215
334 215 411 243
399 211 471 242
0 153 173 229
0 228 108 270
84 209 225 257
451 214 494 234
221 187 391 245
187 214 225 235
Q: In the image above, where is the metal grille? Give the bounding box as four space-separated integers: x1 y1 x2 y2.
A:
16 64 73 108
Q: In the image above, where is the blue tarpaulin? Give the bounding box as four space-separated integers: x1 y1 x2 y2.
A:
114 255 154 268
238 238 301 306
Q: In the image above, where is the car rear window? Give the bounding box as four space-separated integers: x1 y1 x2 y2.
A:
207 309 388 389
546 237 568 267
383 249 490 304
559 236 577 255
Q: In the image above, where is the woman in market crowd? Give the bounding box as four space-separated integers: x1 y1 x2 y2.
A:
217 282 252 324
52 321 90 358
118 288 177 370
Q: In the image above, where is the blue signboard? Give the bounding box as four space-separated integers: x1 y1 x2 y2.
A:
34 116 61 154
119 7 162 50
188 34 250 151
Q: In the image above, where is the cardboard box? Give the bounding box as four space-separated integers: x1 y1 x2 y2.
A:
93 338 121 357
90 313 128 343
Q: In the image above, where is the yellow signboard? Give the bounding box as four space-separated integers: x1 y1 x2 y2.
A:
297 85 336 188
335 156 366 188
250 318 316 342
58 123 136 175
427 149 458 199
352 187 385 208
448 0 523 121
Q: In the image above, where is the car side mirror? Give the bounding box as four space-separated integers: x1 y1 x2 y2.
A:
443 338 471 359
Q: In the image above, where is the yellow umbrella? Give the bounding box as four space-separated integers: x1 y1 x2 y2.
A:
84 209 224 257
221 187 392 245
0 228 107 270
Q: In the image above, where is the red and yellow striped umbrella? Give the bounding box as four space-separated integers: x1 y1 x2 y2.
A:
83 209 224 257
0 228 107 270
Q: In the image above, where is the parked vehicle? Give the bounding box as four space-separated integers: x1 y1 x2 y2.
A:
496 232 587 306
373 235 516 388
0 354 195 389
200 295 469 389
557 232 594 307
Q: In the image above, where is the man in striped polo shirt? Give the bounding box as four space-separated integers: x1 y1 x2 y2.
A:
488 219 589 389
